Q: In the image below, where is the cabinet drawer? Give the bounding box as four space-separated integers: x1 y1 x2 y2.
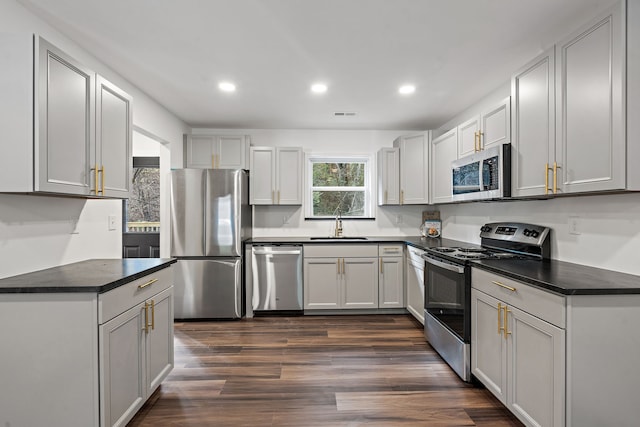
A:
303 244 378 258
472 267 566 328
378 244 403 257
98 266 173 324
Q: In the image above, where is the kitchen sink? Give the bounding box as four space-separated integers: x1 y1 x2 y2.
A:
309 236 368 240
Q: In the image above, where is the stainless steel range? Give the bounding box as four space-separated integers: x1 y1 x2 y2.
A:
422 222 550 382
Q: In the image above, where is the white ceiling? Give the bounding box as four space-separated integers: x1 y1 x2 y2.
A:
20 0 616 130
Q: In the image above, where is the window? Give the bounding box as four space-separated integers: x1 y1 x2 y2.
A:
306 156 373 218
125 157 160 232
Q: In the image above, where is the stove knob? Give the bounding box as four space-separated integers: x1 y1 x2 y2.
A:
523 229 531 237
531 230 540 238
481 226 492 233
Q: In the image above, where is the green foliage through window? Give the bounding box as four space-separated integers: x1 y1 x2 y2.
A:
308 159 370 218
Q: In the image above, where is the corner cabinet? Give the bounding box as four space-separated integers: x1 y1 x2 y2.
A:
393 133 430 204
0 34 132 197
430 128 458 204
303 244 379 310
185 134 250 170
249 146 303 205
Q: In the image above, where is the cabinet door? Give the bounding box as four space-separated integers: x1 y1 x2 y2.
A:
377 147 400 205
146 287 174 394
481 97 511 151
186 135 215 168
471 289 507 404
304 257 340 309
405 256 424 324
217 135 247 169
96 75 132 197
431 128 458 204
507 305 565 427
342 257 378 309
399 134 429 204
457 116 480 158
556 4 625 194
276 147 303 205
36 37 94 195
99 303 146 427
379 256 403 308
511 48 555 197
249 147 275 204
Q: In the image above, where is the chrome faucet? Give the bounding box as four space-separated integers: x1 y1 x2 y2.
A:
334 210 343 237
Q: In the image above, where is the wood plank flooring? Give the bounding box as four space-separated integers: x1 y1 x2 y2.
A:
128 315 523 426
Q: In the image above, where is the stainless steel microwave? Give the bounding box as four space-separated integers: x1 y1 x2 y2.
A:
451 144 511 202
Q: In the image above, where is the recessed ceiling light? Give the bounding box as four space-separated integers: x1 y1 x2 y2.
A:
311 83 328 94
398 84 416 95
219 81 236 92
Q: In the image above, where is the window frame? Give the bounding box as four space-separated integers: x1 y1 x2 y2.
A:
305 154 375 219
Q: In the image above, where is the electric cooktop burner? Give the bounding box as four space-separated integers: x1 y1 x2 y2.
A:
427 246 525 261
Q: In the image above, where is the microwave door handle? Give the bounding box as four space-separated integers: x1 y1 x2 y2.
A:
421 255 465 274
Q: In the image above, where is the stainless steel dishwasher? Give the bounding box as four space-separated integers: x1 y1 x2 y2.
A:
251 245 303 313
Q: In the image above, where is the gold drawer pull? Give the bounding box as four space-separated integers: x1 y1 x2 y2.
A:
492 280 516 292
138 278 158 289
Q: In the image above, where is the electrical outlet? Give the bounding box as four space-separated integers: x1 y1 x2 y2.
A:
108 215 117 231
568 217 580 235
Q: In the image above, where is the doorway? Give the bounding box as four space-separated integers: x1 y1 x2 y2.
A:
123 156 160 257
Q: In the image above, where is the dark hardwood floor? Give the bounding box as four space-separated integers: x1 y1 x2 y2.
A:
128 315 523 426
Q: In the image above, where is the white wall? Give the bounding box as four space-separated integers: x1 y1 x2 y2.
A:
189 128 431 237
0 0 187 278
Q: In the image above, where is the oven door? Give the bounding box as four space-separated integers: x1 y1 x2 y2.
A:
422 254 469 342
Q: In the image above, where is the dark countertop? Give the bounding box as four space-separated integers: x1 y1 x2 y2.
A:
247 235 640 296
471 258 640 296
0 258 177 294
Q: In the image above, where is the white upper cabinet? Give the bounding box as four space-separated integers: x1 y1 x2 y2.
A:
457 98 511 159
96 75 132 197
0 35 132 198
36 37 95 196
511 48 556 198
393 132 430 204
457 116 481 158
430 128 458 204
185 134 250 170
249 146 302 205
377 147 400 205
555 3 625 194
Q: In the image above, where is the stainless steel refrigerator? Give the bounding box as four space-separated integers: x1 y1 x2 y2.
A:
170 169 251 319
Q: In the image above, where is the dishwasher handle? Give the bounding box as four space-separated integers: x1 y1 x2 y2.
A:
252 249 302 255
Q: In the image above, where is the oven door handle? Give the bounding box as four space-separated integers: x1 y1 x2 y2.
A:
421 254 465 274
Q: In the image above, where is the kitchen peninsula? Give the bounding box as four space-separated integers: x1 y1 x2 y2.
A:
0 258 176 427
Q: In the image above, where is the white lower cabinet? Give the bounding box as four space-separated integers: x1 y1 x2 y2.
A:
405 246 425 324
379 245 404 308
99 275 174 427
303 244 381 310
472 268 565 427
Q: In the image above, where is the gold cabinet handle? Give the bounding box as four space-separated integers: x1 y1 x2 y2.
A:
553 162 560 194
93 165 99 194
504 307 512 338
478 131 484 151
143 302 149 333
380 257 383 274
545 163 550 195
100 166 105 194
337 259 340 275
474 131 479 152
498 303 504 335
400 190 404 205
491 280 516 292
150 299 155 330
138 278 158 289
341 259 345 275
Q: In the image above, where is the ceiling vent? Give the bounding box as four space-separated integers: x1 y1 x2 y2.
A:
334 112 357 117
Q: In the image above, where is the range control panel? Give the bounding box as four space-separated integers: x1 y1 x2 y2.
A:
479 222 550 244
